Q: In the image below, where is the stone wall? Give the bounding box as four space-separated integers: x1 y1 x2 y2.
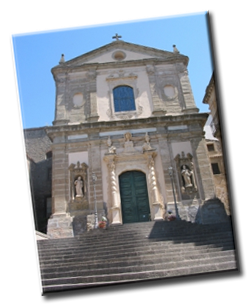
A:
24 128 53 233
206 139 230 215
24 127 52 162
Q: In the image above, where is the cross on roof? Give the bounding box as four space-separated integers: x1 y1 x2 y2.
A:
112 33 122 41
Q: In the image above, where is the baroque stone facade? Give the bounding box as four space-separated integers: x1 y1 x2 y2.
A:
24 39 229 238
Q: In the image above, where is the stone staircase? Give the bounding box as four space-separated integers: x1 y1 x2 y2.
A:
37 220 237 294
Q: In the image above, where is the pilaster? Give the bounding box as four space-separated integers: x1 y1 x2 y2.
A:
178 70 199 113
191 137 216 200
88 140 103 212
146 65 167 116
53 73 70 126
86 69 99 122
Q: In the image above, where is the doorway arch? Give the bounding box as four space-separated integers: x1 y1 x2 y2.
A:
119 171 150 223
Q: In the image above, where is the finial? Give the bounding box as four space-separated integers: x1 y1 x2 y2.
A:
173 45 180 54
112 33 122 41
107 136 112 147
59 54 65 64
145 132 150 143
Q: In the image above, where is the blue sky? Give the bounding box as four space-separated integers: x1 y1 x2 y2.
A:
12 12 212 129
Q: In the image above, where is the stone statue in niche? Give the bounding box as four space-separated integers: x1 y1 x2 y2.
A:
174 152 197 195
181 165 193 188
74 176 84 197
68 161 89 210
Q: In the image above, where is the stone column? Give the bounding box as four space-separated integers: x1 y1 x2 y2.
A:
109 161 119 207
146 65 166 116
146 153 164 220
109 159 122 225
103 154 122 225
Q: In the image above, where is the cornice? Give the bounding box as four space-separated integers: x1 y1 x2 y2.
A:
45 113 208 140
51 56 189 77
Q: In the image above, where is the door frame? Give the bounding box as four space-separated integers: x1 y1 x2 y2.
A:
119 170 151 223
104 150 165 225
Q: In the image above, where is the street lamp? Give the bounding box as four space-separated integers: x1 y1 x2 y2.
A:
168 167 180 220
92 172 98 228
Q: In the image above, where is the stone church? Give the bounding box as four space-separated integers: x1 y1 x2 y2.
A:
25 36 229 239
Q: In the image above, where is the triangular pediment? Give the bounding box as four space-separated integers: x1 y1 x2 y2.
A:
55 40 187 68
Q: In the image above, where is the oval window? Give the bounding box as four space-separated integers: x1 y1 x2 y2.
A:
164 85 175 98
73 93 84 107
112 51 126 61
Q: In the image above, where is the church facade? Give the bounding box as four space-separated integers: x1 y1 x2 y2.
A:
31 38 225 239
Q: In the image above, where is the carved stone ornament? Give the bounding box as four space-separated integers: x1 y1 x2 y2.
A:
124 132 132 142
146 65 155 75
106 136 116 154
174 152 197 194
68 161 89 210
103 144 165 225
142 132 155 152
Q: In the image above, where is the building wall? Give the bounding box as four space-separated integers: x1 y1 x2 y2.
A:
30 158 52 233
24 128 52 162
206 139 230 215
24 128 52 233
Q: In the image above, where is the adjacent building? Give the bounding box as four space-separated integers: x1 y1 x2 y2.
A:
203 73 230 215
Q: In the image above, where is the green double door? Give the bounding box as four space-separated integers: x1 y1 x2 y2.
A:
119 171 150 223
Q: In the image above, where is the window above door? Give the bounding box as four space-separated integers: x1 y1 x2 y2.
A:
113 85 136 112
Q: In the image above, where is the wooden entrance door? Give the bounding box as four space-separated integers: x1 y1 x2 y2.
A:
119 171 150 223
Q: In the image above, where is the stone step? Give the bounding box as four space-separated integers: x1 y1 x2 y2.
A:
40 228 233 245
46 220 234 241
42 260 237 293
40 250 236 277
41 254 235 280
38 220 236 294
39 243 235 271
37 235 234 258
38 233 233 257
38 238 234 263
38 227 233 245
37 232 234 253
79 222 233 237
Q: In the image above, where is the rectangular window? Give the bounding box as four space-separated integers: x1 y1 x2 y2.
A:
211 163 220 175
207 144 214 151
113 86 136 112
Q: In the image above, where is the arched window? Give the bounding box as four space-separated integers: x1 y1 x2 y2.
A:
113 86 136 112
